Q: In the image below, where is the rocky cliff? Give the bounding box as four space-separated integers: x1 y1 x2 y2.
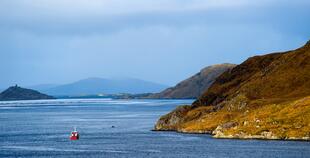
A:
148 64 236 99
0 85 55 101
155 40 310 140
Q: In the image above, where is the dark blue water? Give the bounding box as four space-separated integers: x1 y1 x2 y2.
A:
0 99 309 158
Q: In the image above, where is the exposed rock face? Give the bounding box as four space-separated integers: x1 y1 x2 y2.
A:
213 127 280 140
154 105 191 130
155 40 310 140
0 85 55 101
148 64 236 99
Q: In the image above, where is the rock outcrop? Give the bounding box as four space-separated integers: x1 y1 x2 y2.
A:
154 105 192 130
0 85 55 101
155 40 310 140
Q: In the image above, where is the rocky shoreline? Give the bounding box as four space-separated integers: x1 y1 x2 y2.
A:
153 96 310 141
211 124 310 141
154 126 310 141
154 113 310 141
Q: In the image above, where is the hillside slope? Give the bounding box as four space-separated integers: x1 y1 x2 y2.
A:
155 40 310 140
0 85 55 101
147 64 235 99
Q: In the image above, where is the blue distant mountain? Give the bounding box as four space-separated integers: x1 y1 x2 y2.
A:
28 84 60 91
35 77 168 96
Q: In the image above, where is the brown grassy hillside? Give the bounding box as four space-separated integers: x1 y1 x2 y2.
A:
194 41 310 107
155 40 310 140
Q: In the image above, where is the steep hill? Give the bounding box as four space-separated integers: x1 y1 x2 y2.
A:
42 77 168 96
155 40 310 140
0 85 55 101
147 64 235 99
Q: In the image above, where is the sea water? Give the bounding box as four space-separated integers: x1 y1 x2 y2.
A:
0 99 309 158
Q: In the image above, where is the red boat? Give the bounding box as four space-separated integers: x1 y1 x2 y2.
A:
70 128 79 140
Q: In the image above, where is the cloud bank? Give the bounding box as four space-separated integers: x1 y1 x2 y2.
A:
0 0 309 87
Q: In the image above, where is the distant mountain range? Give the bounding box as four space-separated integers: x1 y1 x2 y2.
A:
28 84 59 91
147 64 236 99
30 77 168 96
0 85 54 101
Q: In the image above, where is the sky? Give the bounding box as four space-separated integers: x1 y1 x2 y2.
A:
0 0 309 88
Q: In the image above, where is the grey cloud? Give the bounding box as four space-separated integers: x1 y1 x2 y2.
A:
0 0 309 87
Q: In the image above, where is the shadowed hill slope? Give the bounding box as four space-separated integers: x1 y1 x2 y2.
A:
147 64 236 99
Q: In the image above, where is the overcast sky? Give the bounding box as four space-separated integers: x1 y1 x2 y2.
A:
0 0 309 88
